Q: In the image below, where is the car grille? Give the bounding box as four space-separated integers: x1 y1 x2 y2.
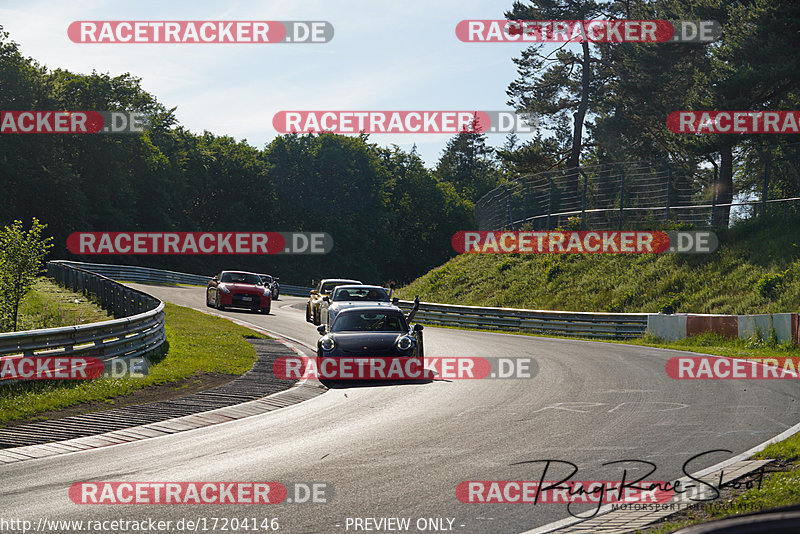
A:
341 346 396 356
232 293 260 306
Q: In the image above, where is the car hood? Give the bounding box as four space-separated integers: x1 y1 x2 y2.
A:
329 332 404 353
221 283 263 293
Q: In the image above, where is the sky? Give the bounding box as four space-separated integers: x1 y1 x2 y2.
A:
0 0 546 167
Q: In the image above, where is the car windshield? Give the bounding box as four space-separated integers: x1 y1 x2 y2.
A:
321 281 352 294
261 275 273 283
333 287 389 302
220 272 262 285
331 311 406 332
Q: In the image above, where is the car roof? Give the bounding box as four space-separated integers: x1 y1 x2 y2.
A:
320 278 362 285
336 305 403 315
221 270 260 276
333 284 386 291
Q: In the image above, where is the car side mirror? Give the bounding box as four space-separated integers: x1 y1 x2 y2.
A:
317 325 327 335
392 297 399 305
323 296 330 302
413 323 424 332
310 290 318 296
212 276 218 282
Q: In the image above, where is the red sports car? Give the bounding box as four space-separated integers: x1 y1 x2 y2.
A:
206 270 271 314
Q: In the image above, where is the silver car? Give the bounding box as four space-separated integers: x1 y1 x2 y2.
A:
319 285 397 327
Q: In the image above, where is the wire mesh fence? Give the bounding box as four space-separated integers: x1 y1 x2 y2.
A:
475 143 800 231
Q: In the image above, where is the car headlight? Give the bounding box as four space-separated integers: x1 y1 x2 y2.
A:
218 284 231 294
320 336 335 351
396 336 413 351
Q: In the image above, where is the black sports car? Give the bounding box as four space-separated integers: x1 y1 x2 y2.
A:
258 273 280 300
316 304 424 380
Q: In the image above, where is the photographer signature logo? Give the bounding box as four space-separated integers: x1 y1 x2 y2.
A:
457 449 764 518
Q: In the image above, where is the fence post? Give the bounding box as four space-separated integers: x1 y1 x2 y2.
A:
579 168 588 230
547 176 554 229
523 182 529 226
618 168 625 230
664 160 672 224
754 145 770 217
711 161 717 224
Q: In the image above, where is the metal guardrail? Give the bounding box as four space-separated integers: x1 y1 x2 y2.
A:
53 261 314 297
280 284 314 297
0 262 166 383
47 261 647 339
395 300 648 339
54 261 211 286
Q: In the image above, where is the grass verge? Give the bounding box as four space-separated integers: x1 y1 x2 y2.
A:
0 302 266 426
9 277 112 331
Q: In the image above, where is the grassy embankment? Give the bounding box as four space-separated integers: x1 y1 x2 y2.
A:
396 215 800 316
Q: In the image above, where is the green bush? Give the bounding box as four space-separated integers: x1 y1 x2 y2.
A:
657 292 683 314
756 270 787 299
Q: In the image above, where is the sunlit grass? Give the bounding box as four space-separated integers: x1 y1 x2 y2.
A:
0 302 266 425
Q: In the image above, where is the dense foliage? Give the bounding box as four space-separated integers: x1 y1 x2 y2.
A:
3 0 800 286
0 28 473 285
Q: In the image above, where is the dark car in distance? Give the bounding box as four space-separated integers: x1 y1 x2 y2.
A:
258 273 280 300
207 270 271 314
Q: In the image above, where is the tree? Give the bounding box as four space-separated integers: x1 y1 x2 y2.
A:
0 218 54 331
506 0 606 195
435 126 501 203
588 0 800 227
688 0 800 227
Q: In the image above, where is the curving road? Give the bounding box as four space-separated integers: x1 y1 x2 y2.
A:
2 284 799 533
